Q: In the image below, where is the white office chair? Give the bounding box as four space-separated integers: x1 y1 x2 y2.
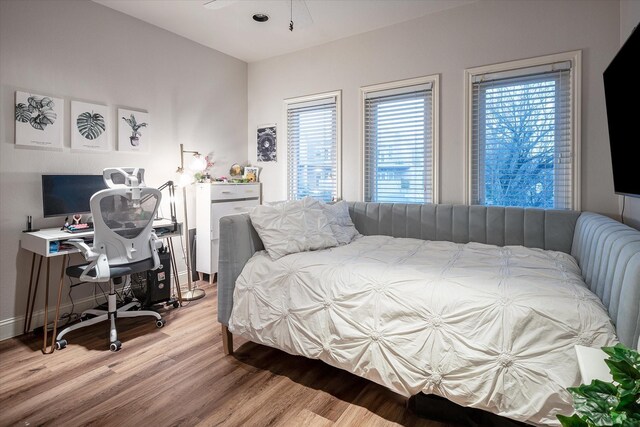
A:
55 168 166 352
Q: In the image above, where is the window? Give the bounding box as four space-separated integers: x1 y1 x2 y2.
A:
362 76 438 204
286 91 341 202
466 52 581 209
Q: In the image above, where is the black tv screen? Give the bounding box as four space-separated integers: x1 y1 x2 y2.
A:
603 25 640 198
42 175 107 218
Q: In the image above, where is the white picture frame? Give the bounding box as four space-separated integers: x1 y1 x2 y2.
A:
15 91 64 149
118 108 149 152
71 101 109 151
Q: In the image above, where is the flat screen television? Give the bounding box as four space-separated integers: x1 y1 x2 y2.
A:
603 25 640 198
42 174 107 218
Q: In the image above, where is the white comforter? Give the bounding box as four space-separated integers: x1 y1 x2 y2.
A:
229 235 617 425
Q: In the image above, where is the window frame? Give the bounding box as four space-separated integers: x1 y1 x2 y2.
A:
464 51 582 210
284 90 342 201
360 75 440 204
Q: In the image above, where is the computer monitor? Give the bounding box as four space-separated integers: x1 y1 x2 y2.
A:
42 174 108 218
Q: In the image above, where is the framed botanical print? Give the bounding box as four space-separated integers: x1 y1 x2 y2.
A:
71 101 109 151
15 91 64 149
118 108 150 152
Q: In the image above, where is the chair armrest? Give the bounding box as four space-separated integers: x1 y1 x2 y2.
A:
148 232 162 270
67 239 110 282
67 239 99 261
78 253 110 282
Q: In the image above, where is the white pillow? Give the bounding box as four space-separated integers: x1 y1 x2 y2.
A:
249 197 338 260
320 200 360 245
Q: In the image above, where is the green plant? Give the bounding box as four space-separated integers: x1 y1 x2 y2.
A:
558 344 640 426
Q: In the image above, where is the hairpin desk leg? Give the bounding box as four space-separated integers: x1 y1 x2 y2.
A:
41 258 52 354
24 253 43 334
42 255 67 354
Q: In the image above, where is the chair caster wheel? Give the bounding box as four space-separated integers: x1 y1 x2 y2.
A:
172 301 179 309
156 319 166 328
110 340 122 352
55 339 67 350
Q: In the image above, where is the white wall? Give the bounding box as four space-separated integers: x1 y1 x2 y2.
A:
0 0 247 339
618 1 640 229
248 0 622 221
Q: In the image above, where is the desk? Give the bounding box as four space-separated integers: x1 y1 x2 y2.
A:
20 220 183 354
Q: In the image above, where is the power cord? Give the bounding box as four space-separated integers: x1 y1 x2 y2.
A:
621 195 626 224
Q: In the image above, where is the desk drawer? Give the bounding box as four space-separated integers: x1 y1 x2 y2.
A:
210 184 260 200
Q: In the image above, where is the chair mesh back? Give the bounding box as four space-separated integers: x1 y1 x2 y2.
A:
90 186 161 266
98 193 159 240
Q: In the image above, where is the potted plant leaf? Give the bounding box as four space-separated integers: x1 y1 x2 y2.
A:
558 343 640 426
122 113 147 146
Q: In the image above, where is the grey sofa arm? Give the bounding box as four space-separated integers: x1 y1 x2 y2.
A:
217 213 264 326
571 212 640 350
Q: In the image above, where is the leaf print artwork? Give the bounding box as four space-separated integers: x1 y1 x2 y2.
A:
122 114 147 146
15 95 57 130
70 101 109 151
14 91 63 149
15 103 31 123
29 107 57 130
118 109 149 151
77 111 106 140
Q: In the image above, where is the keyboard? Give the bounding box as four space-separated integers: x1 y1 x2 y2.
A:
64 225 93 233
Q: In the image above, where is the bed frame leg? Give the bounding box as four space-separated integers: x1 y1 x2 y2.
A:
221 324 233 355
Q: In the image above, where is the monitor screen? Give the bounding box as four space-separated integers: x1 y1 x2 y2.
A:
603 25 640 198
42 174 108 218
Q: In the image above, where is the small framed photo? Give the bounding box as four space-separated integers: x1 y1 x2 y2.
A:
244 166 260 182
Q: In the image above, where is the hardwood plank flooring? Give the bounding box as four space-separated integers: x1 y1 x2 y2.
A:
0 281 455 427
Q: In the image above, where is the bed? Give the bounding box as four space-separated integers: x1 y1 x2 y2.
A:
217 202 640 426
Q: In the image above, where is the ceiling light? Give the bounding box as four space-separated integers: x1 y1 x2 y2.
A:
252 13 269 23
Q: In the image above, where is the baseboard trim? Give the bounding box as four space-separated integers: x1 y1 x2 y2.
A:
0 270 191 342
0 294 99 342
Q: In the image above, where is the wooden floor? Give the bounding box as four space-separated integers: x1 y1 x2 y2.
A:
0 281 455 427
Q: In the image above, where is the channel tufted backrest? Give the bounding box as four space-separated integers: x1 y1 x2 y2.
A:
219 203 638 348
348 203 580 254
571 212 640 349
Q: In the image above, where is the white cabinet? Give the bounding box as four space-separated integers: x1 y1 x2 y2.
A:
195 183 261 282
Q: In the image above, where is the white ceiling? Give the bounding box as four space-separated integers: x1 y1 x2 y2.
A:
93 0 477 63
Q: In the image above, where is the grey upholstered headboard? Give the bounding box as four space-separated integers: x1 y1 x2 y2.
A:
348 203 580 253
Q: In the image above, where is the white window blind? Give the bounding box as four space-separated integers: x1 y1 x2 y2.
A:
471 61 573 209
287 96 338 201
364 83 433 203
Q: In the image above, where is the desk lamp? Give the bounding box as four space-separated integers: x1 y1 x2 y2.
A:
177 143 206 301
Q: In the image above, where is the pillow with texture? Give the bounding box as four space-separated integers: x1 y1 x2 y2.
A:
249 197 338 260
321 200 361 245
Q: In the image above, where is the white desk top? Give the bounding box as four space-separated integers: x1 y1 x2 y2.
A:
21 220 181 257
